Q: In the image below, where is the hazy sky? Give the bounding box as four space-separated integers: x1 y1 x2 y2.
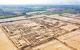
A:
0 0 80 5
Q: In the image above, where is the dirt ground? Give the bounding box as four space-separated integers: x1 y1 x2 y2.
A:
0 28 17 50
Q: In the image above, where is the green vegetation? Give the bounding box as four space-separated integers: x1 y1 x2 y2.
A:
0 5 78 19
0 15 24 19
0 16 16 19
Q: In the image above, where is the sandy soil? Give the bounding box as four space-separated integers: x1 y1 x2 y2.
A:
0 27 17 50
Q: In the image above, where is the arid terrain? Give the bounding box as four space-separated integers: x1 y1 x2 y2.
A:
0 13 80 50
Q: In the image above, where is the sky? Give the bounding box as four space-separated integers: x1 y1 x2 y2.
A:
0 0 80 5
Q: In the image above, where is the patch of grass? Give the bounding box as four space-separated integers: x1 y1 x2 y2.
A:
0 15 23 19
